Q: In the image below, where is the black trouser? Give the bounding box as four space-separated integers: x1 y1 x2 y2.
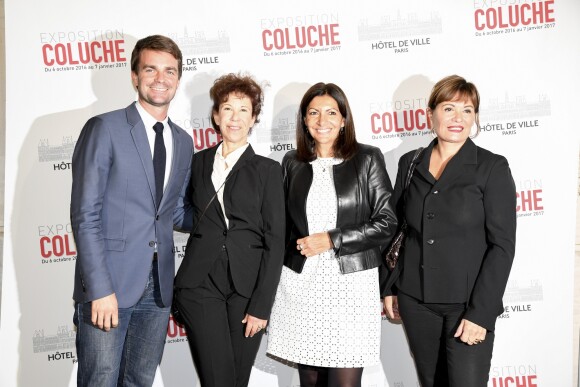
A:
397 291 495 387
174 251 263 387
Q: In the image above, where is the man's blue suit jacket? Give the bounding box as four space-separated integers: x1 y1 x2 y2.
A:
71 102 193 308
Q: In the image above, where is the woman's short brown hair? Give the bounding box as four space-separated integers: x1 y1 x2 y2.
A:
296 82 358 162
209 73 267 134
428 75 481 137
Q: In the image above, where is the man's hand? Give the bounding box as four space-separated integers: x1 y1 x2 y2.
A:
91 293 119 331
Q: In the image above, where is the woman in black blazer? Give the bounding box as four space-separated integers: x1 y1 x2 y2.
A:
384 75 516 387
174 73 285 387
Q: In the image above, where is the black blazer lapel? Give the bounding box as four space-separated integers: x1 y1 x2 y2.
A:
198 145 227 228
413 141 436 184
222 144 256 221
433 138 478 191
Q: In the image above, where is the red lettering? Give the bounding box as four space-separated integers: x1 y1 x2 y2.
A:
474 2 555 30
52 235 64 257
393 111 404 132
40 237 52 258
415 109 427 129
101 40 116 62
167 316 188 337
284 28 296 49
370 110 427 134
516 189 543 212
78 42 91 64
329 24 340 44
262 24 340 51
545 0 555 22
295 27 307 48
382 112 394 133
531 2 544 24
370 113 381 134
475 9 486 31
42 40 125 66
66 44 79 65
40 235 76 258
114 40 126 61
521 4 532 25
42 44 54 66
54 44 67 65
192 128 222 151
262 30 273 51
307 26 318 47
318 24 329 45
492 376 538 387
65 234 77 256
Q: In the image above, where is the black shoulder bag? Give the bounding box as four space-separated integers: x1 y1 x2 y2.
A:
384 147 424 271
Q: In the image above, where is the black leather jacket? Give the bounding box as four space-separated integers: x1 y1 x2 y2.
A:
282 144 397 287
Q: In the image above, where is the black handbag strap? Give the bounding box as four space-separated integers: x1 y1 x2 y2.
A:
191 153 254 235
400 147 425 230
191 176 228 235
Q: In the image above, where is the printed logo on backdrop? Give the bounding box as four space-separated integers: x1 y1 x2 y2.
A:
474 0 555 36
38 135 76 172
259 116 297 155
168 232 191 344
479 93 550 137
173 232 189 260
166 316 188 344
490 364 539 387
172 116 223 151
38 223 77 264
515 178 544 219
33 325 76 363
499 279 543 320
369 97 430 140
359 11 441 54
168 28 229 73
40 29 127 72
261 14 342 57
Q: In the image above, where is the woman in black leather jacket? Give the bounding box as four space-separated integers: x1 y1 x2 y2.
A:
267 82 397 387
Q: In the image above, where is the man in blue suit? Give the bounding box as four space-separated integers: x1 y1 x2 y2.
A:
71 35 193 386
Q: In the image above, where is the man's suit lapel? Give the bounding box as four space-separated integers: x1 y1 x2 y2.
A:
126 103 157 208
159 118 186 209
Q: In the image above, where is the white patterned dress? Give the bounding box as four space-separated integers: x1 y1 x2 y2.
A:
267 157 381 368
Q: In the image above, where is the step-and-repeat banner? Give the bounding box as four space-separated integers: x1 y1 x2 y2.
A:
1 1 578 386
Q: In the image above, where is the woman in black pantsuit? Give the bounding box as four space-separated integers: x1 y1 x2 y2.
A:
383 75 517 387
174 73 285 387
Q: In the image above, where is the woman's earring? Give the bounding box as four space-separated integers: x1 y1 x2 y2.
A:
469 122 479 138
430 127 437 138
339 127 345 135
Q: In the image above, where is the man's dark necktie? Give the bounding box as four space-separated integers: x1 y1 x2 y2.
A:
153 122 166 209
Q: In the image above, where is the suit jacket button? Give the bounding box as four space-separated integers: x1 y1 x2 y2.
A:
222 244 226 250
149 241 155 247
223 230 227 236
426 239 435 245
433 190 439 194
427 212 435 220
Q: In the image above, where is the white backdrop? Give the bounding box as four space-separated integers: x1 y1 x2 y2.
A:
1 1 579 386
